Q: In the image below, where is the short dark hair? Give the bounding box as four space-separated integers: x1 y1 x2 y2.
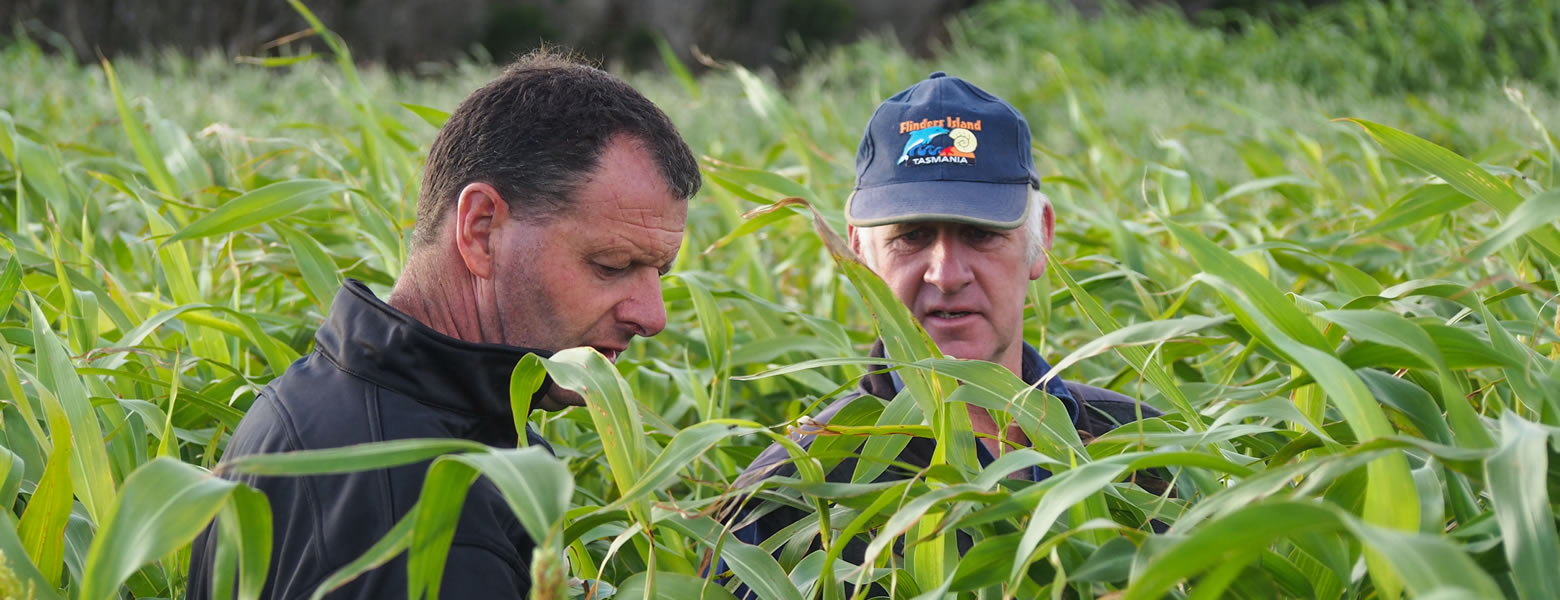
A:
412 50 702 247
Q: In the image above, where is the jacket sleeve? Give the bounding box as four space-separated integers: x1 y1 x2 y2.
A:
438 543 530 598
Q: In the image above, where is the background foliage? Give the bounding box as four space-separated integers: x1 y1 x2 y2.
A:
2 0 1560 598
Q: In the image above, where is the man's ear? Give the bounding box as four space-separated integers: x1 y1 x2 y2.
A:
1028 201 1055 281
847 225 861 256
455 182 508 280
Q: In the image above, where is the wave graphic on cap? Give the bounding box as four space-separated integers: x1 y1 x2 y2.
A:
897 126 950 164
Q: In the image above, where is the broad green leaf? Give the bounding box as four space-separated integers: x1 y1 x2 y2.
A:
610 422 752 509
1011 458 1133 584
1165 220 1330 352
29 301 117 523
400 103 450 128
0 256 20 312
542 347 649 518
1344 118 1560 259
0 506 65 600
1126 500 1500 600
1186 274 1417 596
1364 184 1472 234
406 448 575 600
510 354 547 443
210 485 273 600
677 275 731 420
1048 256 1205 430
308 509 417 600
617 571 734 599
1486 413 1560 600
219 438 488 476
79 459 240 600
1048 314 1231 375
168 179 347 243
0 448 23 514
275 223 342 309
658 514 802 600
1464 188 1560 261
17 399 72 587
102 59 179 200
131 187 227 363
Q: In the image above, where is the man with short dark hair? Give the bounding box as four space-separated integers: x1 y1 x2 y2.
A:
724 72 1161 592
188 51 701 599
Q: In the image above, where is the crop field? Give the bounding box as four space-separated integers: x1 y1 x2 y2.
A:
2 0 1560 598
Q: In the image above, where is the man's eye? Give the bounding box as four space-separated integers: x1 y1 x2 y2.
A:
596 263 630 276
899 229 927 243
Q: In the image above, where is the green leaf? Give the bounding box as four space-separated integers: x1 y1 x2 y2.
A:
29 301 118 523
1165 220 1331 352
79 458 242 600
307 508 417 600
0 506 65 600
218 438 489 476
677 275 731 420
610 422 751 509
210 485 273 600
1182 272 1417 596
400 103 450 129
17 399 72 587
1126 500 1500 600
405 447 573 600
168 179 347 243
1011 458 1132 584
1048 256 1205 430
543 347 649 519
617 571 734 599
1047 314 1231 375
0 256 20 312
102 58 179 199
274 223 341 310
237 53 323 67
659 514 802 600
510 354 546 442
653 35 701 100
1465 188 1560 261
1364 184 1472 234
1486 413 1560 600
1343 118 1560 259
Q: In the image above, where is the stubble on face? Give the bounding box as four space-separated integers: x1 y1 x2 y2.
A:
485 136 687 356
855 221 1037 373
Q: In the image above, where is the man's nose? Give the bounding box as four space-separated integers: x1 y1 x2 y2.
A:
619 273 669 337
922 237 973 293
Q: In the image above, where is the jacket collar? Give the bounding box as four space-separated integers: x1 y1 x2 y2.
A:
314 279 552 421
861 340 1078 423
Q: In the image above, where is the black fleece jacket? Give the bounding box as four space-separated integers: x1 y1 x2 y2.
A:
188 279 555 599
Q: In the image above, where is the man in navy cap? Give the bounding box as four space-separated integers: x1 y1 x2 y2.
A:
721 72 1163 594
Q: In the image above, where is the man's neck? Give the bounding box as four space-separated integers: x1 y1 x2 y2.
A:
388 257 486 344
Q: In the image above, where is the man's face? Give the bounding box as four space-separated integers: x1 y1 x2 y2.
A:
852 218 1046 371
488 136 687 361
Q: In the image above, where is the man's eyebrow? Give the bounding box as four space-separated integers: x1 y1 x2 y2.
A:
656 251 679 274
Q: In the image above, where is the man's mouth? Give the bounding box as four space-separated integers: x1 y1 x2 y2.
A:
592 347 623 362
929 311 973 319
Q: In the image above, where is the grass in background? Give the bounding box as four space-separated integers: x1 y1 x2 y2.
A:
1 0 1559 598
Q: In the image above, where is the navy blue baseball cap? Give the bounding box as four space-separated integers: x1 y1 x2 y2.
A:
846 71 1041 229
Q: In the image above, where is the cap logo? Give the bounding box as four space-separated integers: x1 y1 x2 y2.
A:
896 117 981 166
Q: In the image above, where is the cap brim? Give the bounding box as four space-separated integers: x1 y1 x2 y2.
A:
846 180 1030 228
